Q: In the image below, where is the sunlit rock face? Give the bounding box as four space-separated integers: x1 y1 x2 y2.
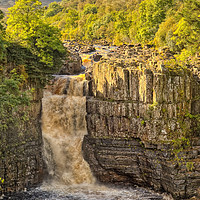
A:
83 44 200 200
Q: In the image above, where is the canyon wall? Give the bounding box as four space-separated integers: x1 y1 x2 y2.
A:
0 48 81 195
0 86 44 195
83 45 200 199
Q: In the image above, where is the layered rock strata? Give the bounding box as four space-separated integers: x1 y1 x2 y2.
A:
0 86 44 195
83 45 200 199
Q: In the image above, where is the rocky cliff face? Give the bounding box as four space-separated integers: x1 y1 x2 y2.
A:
0 85 44 195
83 45 200 199
60 40 97 75
59 42 83 75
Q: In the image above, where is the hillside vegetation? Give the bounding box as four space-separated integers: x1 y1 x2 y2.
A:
0 0 65 133
44 0 200 59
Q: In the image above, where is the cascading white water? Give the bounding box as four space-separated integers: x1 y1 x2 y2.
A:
42 74 95 185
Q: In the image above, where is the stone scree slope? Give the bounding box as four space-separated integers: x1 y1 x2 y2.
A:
83 45 200 199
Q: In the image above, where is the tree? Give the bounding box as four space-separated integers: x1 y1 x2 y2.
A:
154 16 177 50
61 8 79 40
136 0 173 43
83 4 98 15
0 69 30 133
6 0 43 44
45 2 63 18
0 10 5 61
6 0 65 76
0 10 4 32
172 0 200 55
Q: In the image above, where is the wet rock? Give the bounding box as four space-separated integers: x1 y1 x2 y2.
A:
94 39 110 46
92 53 102 62
59 52 82 75
80 45 96 53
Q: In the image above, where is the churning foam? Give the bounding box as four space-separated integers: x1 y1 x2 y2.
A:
42 75 94 185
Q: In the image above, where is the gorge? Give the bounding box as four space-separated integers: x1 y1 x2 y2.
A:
0 44 199 200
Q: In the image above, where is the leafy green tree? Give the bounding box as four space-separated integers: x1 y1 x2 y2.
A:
82 13 98 40
129 10 139 43
0 69 30 133
83 4 98 15
45 2 63 18
114 11 131 42
91 13 115 39
0 1 67 144
6 0 65 74
136 0 172 43
0 10 30 134
6 0 43 44
61 8 79 39
154 16 177 50
0 10 4 32
0 10 5 61
172 0 200 55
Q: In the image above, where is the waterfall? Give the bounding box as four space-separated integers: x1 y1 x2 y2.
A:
42 74 94 185
4 47 172 199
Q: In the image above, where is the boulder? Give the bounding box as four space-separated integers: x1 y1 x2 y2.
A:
59 52 83 75
92 53 102 62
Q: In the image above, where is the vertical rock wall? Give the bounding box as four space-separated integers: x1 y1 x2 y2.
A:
0 87 44 195
83 46 200 199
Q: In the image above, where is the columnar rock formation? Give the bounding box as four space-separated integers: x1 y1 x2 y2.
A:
83 45 200 199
